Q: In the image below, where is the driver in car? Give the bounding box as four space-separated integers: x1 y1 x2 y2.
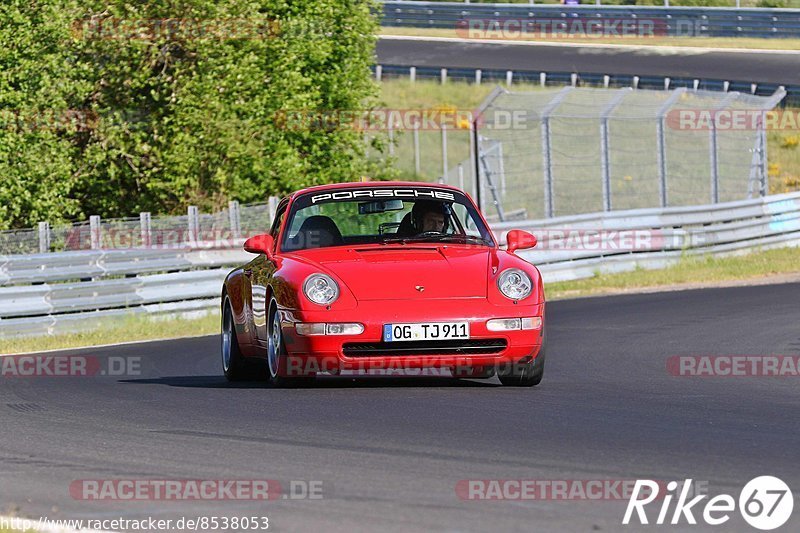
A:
415 200 447 233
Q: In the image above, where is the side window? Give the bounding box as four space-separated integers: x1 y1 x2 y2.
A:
269 200 288 247
451 203 482 237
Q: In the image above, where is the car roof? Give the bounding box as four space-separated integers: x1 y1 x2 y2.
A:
287 181 465 200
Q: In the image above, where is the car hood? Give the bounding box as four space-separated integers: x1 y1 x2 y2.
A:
295 246 491 300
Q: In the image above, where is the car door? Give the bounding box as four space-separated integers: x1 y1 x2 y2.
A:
251 198 288 343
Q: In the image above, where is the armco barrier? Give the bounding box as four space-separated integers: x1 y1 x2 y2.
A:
1 191 799 338
373 65 800 106
381 1 800 38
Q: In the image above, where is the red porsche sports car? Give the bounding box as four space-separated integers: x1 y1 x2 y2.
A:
221 181 546 387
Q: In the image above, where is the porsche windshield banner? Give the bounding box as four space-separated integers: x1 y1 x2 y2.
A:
306 188 460 205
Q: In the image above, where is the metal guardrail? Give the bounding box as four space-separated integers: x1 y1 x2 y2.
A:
0 197 281 256
374 65 800 106
381 1 800 38
500 191 800 280
1 192 799 338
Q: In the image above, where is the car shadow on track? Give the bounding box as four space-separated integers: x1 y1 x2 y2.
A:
119 375 501 388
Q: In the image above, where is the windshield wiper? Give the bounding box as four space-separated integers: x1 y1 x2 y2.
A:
424 234 493 246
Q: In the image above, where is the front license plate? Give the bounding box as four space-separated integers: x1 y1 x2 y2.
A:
383 322 470 342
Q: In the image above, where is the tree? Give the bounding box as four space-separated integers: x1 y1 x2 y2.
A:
0 0 382 229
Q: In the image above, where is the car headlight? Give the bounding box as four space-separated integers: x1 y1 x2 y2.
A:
497 268 532 300
303 274 340 305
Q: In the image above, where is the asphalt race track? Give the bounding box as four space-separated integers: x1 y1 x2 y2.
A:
2 283 800 532
376 37 800 85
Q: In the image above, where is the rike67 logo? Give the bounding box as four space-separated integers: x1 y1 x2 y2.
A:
623 476 794 530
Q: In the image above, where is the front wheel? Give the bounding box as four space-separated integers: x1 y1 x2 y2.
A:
498 330 546 387
268 299 315 388
222 295 255 381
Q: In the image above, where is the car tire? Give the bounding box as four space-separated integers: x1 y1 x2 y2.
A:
498 329 546 387
267 298 315 388
222 295 260 381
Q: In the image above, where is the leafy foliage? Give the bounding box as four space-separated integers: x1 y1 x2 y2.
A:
0 0 382 229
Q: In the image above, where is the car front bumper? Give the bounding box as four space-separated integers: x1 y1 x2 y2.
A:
277 299 544 375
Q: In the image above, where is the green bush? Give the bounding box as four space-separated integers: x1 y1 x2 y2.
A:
0 0 383 229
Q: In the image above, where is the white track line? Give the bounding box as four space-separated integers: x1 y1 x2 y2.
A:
379 34 800 55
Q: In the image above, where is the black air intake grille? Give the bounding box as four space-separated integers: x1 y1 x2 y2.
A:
342 339 507 357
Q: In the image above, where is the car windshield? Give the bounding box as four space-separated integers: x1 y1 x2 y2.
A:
281 187 495 252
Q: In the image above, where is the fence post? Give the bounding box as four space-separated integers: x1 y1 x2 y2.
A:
506 70 513 86
413 120 421 175
599 88 631 212
469 121 478 201
656 88 687 208
541 118 554 218
472 122 482 211
441 123 448 181
757 87 786 196
440 68 447 84
388 118 395 156
187 206 199 245
89 215 101 250
468 86 507 213
475 69 482 85
228 201 241 241
760 123 768 196
600 127 611 211
38 222 50 253
140 212 151 248
540 87 574 218
709 92 739 204
409 66 416 83
709 122 720 204
375 64 382 82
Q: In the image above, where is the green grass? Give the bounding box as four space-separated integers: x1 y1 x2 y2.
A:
547 246 800 299
381 27 800 51
0 312 219 355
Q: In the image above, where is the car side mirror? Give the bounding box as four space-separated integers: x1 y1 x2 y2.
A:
506 230 537 253
244 234 275 258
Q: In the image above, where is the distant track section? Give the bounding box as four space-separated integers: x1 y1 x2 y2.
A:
376 36 800 86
